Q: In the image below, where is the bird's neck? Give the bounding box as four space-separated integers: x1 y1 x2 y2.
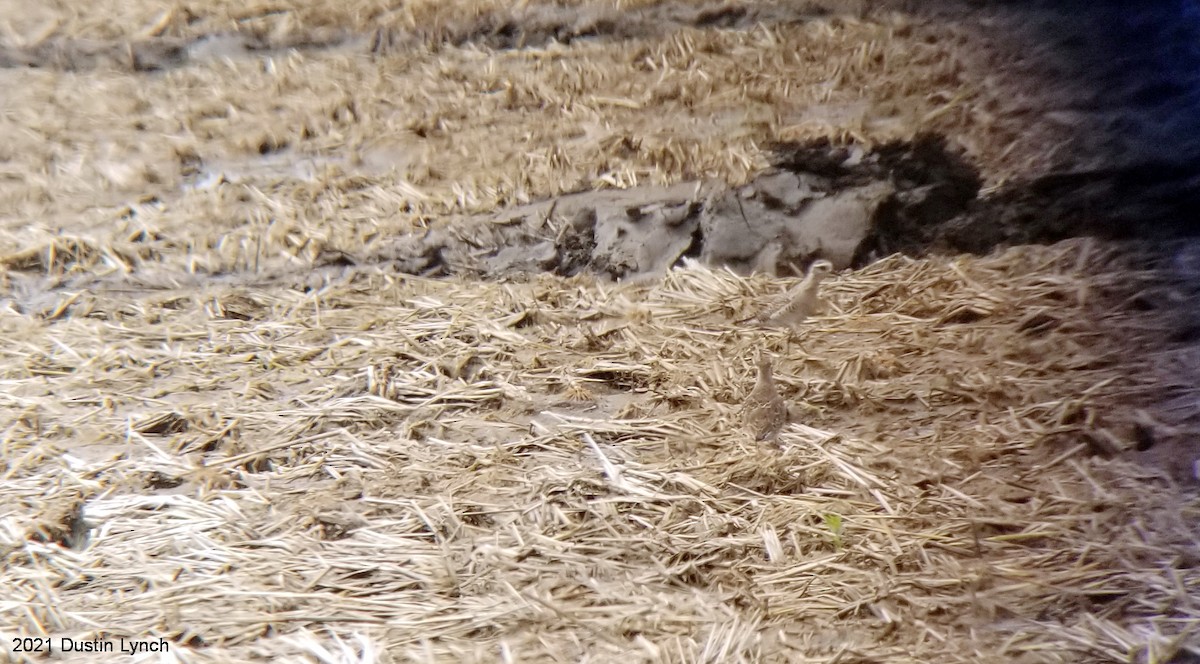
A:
756 367 773 389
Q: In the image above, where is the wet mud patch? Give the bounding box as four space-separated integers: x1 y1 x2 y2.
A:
0 38 187 72
379 133 1200 282
404 0 846 52
373 136 972 281
0 31 352 72
772 136 1200 261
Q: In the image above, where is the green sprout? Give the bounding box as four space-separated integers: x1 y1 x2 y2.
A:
823 513 844 550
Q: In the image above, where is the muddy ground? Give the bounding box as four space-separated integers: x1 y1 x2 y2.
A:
2 0 1200 662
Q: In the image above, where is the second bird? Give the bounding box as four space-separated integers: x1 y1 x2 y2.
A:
755 259 834 327
743 354 788 442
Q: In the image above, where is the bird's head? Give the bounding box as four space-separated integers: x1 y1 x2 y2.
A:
808 259 834 278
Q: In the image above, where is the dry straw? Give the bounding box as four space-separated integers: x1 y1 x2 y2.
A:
2 236 1199 663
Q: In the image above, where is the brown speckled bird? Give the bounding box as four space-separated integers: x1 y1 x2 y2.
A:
756 259 834 327
742 354 788 442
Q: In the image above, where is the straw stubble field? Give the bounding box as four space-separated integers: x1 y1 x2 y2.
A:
2 1 1199 662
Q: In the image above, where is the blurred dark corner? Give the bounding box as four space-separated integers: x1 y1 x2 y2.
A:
901 0 1200 240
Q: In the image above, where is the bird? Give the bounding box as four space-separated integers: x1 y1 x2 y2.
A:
754 259 834 327
742 353 788 442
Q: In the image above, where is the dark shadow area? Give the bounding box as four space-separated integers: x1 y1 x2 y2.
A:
771 134 1200 262
900 0 1200 241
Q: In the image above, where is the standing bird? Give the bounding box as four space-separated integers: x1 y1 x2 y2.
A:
754 259 834 327
742 354 788 442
